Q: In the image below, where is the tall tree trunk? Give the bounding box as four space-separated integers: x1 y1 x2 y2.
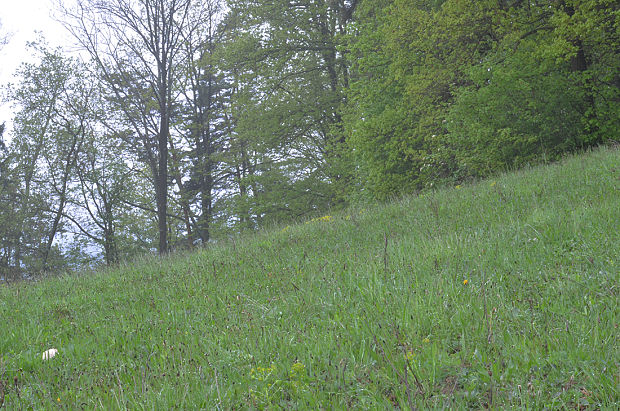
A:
157 54 170 255
157 120 169 255
169 138 194 246
102 198 118 265
195 65 215 243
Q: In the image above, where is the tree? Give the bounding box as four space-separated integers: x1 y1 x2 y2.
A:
445 0 619 176
3 43 96 271
548 0 619 143
176 0 229 244
60 0 201 254
347 0 499 197
70 127 130 265
222 0 359 225
0 122 20 278
345 0 618 197
0 19 9 271
0 30 91 277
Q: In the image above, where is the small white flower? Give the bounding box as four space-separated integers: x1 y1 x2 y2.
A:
42 348 58 360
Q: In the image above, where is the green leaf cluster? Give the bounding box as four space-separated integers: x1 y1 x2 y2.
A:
346 0 619 198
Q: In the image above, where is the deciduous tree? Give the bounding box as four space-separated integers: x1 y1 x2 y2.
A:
60 0 201 254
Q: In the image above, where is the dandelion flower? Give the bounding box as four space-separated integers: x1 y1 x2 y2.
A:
455 185 462 189
463 279 468 285
42 348 58 360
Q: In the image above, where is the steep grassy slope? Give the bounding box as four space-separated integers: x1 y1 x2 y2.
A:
1 147 618 409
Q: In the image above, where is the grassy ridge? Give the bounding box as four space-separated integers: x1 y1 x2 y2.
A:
1 147 618 409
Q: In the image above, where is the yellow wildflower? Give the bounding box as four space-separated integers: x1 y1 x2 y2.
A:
423 337 430 344
308 215 333 223
289 362 306 379
250 364 275 381
463 279 468 285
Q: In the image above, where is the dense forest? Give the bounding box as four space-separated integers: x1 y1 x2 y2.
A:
0 0 618 275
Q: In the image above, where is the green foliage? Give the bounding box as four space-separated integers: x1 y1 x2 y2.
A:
444 0 620 177
220 0 357 221
346 0 619 198
347 0 503 198
1 147 618 408
446 41 585 176
345 0 415 199
0 123 19 275
1 41 158 271
548 0 620 142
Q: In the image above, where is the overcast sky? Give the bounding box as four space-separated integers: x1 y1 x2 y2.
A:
1 0 74 77
0 0 75 130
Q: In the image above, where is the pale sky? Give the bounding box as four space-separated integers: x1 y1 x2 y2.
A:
0 0 75 130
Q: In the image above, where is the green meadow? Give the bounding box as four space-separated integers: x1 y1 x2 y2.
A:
1 147 618 409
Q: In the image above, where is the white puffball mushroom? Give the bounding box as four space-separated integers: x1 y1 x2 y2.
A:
42 348 58 360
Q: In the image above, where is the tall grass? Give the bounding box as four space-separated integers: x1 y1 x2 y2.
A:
1 147 618 409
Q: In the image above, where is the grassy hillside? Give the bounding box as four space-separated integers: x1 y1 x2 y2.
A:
1 147 618 409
